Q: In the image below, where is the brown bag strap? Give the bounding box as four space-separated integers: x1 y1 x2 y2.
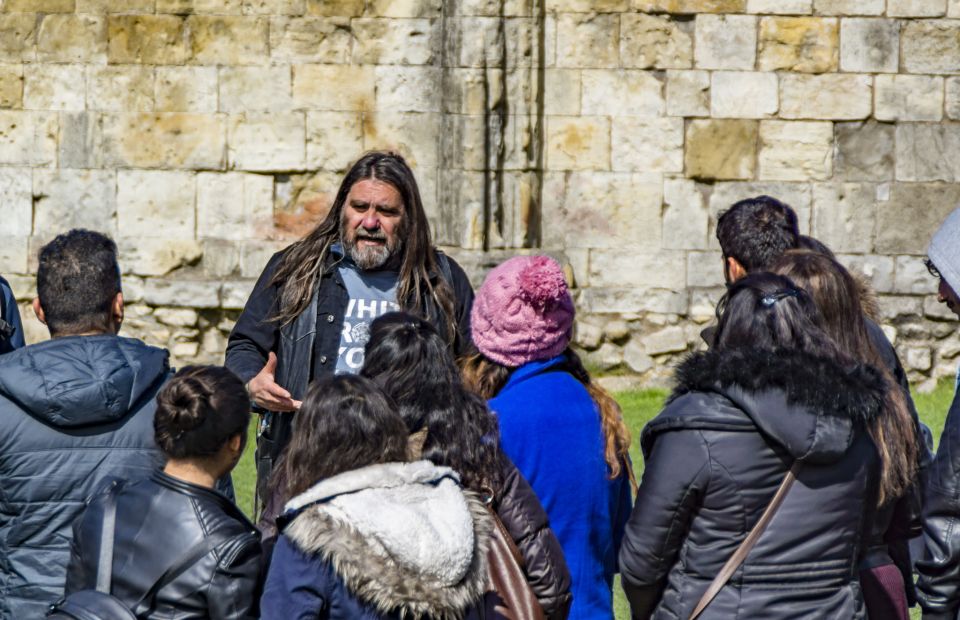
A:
688 462 801 620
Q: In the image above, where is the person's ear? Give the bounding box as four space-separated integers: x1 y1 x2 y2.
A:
111 292 124 334
32 298 46 325
726 257 747 283
228 433 243 455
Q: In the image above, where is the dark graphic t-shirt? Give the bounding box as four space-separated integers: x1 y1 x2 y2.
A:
335 256 399 374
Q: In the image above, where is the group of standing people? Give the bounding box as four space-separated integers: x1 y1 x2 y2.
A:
2 149 960 619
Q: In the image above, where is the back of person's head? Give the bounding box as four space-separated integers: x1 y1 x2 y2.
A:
716 196 800 272
795 235 836 259
154 366 250 462
714 272 840 358
280 374 408 501
361 312 502 494
36 229 121 336
770 251 919 506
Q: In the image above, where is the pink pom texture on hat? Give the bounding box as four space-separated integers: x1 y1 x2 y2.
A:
471 255 575 367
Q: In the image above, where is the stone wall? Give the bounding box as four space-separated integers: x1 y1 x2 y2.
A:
1 0 959 386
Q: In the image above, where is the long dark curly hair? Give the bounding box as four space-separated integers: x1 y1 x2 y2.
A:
361 312 503 494
267 151 457 344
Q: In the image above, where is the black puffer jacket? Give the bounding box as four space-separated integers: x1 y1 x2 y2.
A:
619 348 884 620
258 452 571 619
0 335 169 619
65 470 262 619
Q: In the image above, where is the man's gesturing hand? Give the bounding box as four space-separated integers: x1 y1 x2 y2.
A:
247 352 302 412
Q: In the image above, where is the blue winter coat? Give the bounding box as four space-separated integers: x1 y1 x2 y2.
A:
489 356 633 620
0 335 169 619
0 276 24 353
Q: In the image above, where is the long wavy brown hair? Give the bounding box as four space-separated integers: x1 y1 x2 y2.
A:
462 348 637 491
772 249 920 506
268 151 457 343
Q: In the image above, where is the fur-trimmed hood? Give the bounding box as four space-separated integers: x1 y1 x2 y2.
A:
282 460 491 619
643 347 886 465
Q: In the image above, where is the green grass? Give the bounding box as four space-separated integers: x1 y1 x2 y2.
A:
233 379 957 619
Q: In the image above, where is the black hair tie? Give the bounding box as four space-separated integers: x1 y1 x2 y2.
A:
760 288 800 307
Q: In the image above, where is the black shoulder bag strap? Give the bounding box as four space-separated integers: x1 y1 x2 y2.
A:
689 462 801 620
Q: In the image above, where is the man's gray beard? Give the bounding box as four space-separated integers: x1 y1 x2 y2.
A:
348 240 392 270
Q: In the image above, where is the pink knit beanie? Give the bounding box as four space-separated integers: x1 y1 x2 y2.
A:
471 255 575 368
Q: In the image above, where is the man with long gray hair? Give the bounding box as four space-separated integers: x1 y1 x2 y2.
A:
226 151 474 506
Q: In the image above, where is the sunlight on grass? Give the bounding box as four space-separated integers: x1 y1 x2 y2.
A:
234 379 956 619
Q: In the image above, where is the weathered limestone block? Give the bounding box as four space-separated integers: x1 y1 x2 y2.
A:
758 16 837 73
241 240 288 278
374 66 442 113
611 117 683 172
362 112 442 172
952 0 960 17
556 13 619 68
87 66 153 112
292 64 375 111
619 14 692 70
0 64 22 109
221 281 257 310
902 21 960 74
839 18 899 73
23 64 85 111
546 116 610 171
582 69 663 117
709 181 813 234
157 0 241 12
188 16 268 65
155 67 218 112
694 14 757 70
439 114 486 171
548 0 627 11
888 0 946 17
0 168 31 236
305 0 364 16
687 251 724 287
33 170 117 237
117 170 196 239
242 0 306 14
228 112 306 171
710 71 778 118
947 78 960 119
643 325 688 355
876 183 960 254
834 121 894 181
541 172 662 249
895 124 960 182
119 239 204 277
352 18 436 65
59 112 100 168
544 69 581 116
589 250 685 288
154 308 199 328
0 111 57 166
622 339 654 374
37 14 106 63
108 16 188 64
579 287 688 314
201 239 241 278
444 16 500 68
894 255 935 294
759 121 833 181
220 66 292 112
875 75 944 122
780 74 871 120
684 119 758 181
306 112 363 171
812 0 883 14
101 113 226 169
77 0 154 11
197 172 273 240
663 179 709 250
747 0 812 13
269 17 351 63
634 0 746 12
0 237 28 274
666 69 709 116
906 347 933 372
839 253 895 293
366 0 441 16
144 280 220 308
582 343 623 372
0 14 37 63
6 0 73 11
810 183 876 253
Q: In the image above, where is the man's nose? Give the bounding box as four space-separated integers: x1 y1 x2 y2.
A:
361 212 380 229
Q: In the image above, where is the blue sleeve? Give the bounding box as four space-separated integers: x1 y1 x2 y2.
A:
261 535 327 620
0 278 24 352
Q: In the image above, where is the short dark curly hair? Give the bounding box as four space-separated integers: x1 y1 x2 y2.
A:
716 195 800 272
36 229 121 336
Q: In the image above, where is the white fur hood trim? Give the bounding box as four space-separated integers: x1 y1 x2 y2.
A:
283 461 491 618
